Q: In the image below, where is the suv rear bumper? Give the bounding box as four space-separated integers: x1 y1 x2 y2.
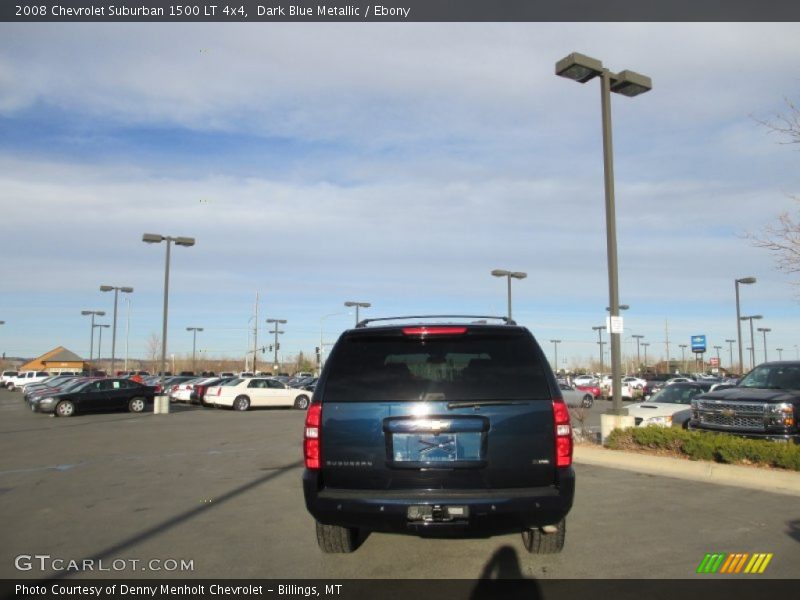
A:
303 468 575 536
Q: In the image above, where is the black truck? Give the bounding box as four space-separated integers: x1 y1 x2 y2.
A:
689 361 800 443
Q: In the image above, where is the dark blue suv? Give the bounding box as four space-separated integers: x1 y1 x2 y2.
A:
303 316 575 553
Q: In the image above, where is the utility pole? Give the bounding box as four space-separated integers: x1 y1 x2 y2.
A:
664 319 670 374
267 318 287 372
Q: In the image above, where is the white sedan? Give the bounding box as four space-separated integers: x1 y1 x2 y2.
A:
626 382 706 427
208 377 312 411
571 374 598 387
622 376 647 389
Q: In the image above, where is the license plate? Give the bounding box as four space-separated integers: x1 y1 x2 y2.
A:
393 433 480 462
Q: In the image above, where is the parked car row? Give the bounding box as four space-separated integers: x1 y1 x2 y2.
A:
26 376 157 416
4 371 317 417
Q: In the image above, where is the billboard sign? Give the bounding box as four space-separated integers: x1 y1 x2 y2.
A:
691 335 707 353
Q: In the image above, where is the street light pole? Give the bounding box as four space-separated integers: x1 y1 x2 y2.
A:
679 344 688 374
592 326 606 375
490 270 527 321
320 312 346 370
740 315 763 371
343 301 371 327
187 327 203 373
777 347 784 360
80 310 105 369
631 334 644 372
549 339 561 374
725 339 735 373
124 297 131 372
94 324 109 370
142 233 195 406
641 342 649 368
734 277 756 373
556 52 651 417
757 327 771 363
100 285 133 376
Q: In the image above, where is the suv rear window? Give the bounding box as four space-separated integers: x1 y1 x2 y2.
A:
323 330 550 402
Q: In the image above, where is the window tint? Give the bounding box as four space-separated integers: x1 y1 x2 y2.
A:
323 331 550 402
740 364 800 389
653 385 699 404
267 379 286 389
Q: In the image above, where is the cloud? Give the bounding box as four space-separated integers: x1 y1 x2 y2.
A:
1 22 799 359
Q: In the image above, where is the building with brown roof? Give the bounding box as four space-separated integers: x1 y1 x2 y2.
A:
19 347 87 373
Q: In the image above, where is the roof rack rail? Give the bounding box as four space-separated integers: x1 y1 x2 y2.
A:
355 315 516 328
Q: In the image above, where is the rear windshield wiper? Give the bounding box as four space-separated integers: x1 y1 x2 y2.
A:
447 400 528 409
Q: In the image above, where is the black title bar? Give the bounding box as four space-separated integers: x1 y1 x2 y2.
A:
2 0 799 22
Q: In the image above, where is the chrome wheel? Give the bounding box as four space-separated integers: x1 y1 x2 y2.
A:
56 400 75 417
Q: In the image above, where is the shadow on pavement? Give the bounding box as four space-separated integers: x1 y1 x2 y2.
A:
788 519 800 544
45 459 304 580
469 545 540 599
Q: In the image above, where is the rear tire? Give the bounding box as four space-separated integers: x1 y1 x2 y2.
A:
581 394 593 408
315 521 357 553
521 519 566 554
294 395 310 410
128 397 146 413
233 396 250 411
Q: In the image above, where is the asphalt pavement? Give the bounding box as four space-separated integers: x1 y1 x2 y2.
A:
0 388 797 580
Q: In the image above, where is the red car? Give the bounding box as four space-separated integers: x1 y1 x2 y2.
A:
575 384 602 399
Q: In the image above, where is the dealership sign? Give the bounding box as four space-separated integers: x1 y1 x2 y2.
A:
691 335 707 353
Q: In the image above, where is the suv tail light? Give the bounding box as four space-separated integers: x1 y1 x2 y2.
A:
304 403 323 470
552 397 573 468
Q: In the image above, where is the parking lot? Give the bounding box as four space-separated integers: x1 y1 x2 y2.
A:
0 388 797 580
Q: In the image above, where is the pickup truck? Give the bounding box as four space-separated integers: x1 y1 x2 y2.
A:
689 361 800 443
6 371 51 391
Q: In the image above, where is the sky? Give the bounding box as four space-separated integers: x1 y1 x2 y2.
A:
1 22 799 372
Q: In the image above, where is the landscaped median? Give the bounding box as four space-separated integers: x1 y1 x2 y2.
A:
573 427 800 498
606 426 800 470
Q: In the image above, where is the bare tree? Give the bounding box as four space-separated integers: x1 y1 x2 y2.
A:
146 332 161 372
757 98 800 146
749 208 800 275
750 99 800 279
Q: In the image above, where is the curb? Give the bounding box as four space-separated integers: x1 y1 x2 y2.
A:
573 444 800 497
